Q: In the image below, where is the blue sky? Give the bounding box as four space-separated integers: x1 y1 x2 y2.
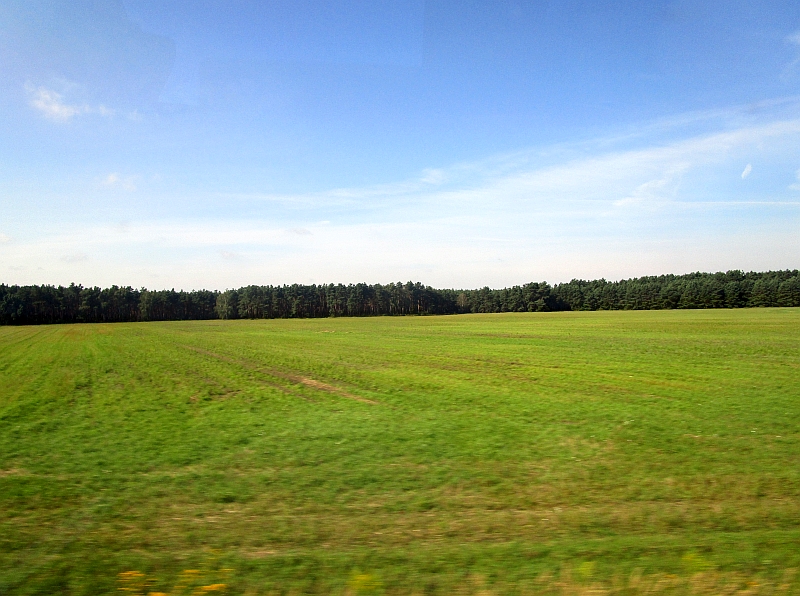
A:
2 0 800 289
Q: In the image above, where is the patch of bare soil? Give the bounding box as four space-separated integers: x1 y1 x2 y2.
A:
180 345 378 404
0 468 27 477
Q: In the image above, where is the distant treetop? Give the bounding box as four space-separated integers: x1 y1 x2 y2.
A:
1 270 799 325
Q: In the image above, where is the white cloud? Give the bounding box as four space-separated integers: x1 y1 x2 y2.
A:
0 233 11 243
741 163 752 179
224 115 800 218
420 168 447 185
26 83 117 122
782 32 800 81
101 173 137 191
4 105 800 289
4 214 799 290
790 168 800 191
60 253 89 264
27 86 86 122
614 168 686 208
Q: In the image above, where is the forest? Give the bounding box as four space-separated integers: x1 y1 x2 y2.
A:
1 269 799 325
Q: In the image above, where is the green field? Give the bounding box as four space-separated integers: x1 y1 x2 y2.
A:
1 310 799 595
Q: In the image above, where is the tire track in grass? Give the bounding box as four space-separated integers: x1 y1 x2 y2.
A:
179 345 379 405
179 345 316 403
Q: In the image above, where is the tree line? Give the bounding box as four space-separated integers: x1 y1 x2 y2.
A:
1 270 799 326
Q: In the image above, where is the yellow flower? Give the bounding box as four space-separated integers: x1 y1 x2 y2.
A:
200 584 227 592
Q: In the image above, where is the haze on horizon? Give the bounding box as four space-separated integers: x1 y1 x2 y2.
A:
1 0 800 290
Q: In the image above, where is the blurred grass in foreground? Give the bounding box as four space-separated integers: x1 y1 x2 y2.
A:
0 309 798 594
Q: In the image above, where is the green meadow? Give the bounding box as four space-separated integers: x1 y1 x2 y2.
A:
1 309 799 595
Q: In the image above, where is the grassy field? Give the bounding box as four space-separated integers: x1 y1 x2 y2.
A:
1 309 799 595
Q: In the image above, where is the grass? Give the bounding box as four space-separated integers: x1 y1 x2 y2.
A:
0 309 798 595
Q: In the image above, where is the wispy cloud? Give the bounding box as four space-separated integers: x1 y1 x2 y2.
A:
783 31 800 81
221 108 800 219
0 233 11 244
101 173 137 192
420 168 448 185
60 253 89 264
5 103 800 288
27 86 86 122
5 213 799 290
26 83 116 122
741 163 752 179
614 165 688 208
790 168 800 191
